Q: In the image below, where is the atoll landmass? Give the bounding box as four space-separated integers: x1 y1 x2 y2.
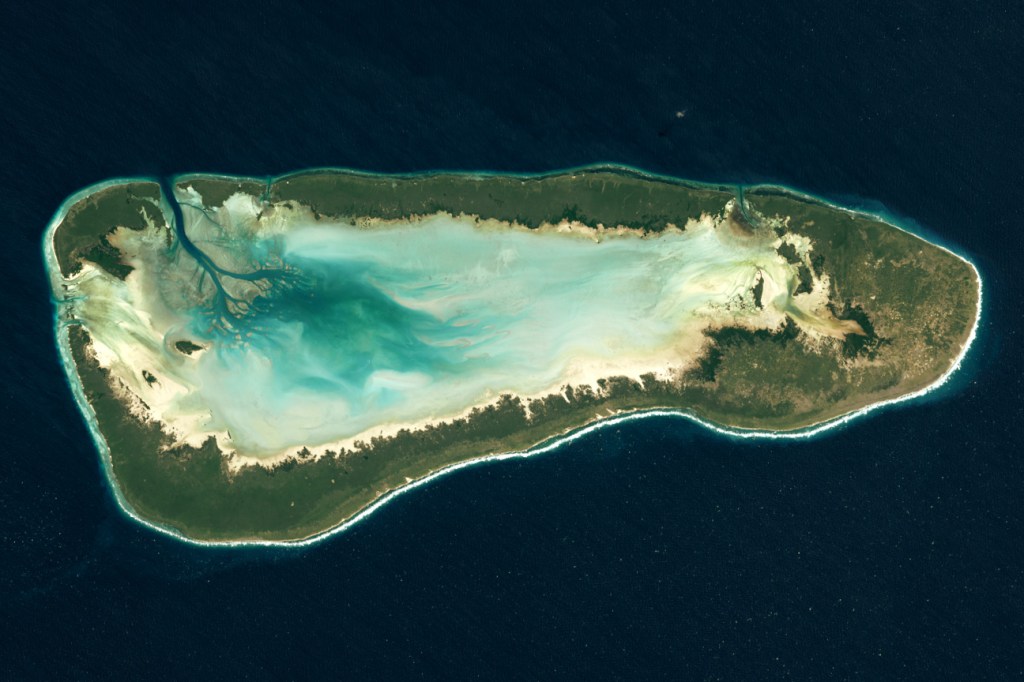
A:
45 166 981 544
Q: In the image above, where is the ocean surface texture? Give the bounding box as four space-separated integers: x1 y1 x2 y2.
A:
2 0 1021 678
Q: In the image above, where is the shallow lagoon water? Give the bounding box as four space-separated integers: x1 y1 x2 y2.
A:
84 197 811 456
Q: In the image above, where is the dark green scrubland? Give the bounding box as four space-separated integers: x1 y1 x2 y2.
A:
270 167 733 231
53 182 165 279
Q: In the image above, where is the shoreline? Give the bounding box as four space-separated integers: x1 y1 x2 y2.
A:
42 165 984 548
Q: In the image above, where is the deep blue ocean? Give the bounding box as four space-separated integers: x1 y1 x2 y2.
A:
2 1 1021 678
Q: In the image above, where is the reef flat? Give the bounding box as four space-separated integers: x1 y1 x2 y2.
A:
45 166 981 544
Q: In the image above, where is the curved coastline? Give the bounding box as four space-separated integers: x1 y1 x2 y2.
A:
43 164 984 547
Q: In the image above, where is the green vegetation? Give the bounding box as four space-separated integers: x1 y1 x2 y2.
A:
173 340 204 355
52 182 164 278
175 175 268 208
270 167 733 231
744 187 978 378
49 167 980 542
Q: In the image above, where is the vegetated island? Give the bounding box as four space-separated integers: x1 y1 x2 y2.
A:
45 166 981 544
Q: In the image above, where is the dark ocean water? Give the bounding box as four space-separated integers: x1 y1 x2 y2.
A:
2 1 1021 678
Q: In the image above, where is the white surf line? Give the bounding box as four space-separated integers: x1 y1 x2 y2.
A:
41 173 984 549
